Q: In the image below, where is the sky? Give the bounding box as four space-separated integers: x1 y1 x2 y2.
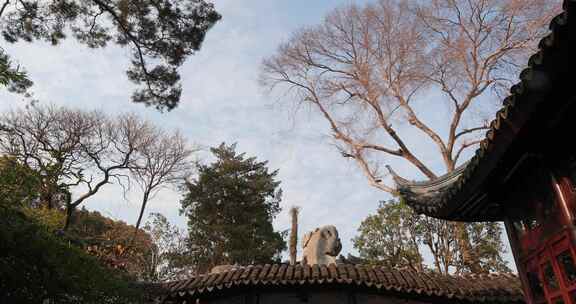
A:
0 0 515 269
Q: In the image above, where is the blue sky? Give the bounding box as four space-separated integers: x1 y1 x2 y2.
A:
0 0 514 269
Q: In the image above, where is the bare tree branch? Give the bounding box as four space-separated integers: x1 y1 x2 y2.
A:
0 106 191 231
260 0 558 273
454 140 483 164
129 128 195 240
0 0 9 18
454 125 490 141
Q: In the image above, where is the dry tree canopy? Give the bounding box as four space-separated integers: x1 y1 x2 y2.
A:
260 0 559 193
0 105 194 229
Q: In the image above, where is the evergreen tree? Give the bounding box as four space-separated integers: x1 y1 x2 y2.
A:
0 160 143 302
0 48 32 94
0 156 41 207
0 205 143 303
180 143 286 273
0 0 221 110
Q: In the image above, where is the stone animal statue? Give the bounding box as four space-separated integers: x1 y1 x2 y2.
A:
301 225 342 265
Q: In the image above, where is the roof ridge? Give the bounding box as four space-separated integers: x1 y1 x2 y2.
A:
160 263 523 303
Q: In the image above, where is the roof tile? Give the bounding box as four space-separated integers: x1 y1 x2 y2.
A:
258 264 271 281
159 264 523 303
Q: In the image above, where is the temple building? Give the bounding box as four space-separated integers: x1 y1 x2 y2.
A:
152 1 575 303
396 1 575 303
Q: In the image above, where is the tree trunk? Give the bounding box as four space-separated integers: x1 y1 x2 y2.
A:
63 203 74 231
132 189 151 243
454 222 483 273
289 207 299 265
61 191 74 231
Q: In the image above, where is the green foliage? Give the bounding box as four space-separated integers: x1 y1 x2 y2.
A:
353 200 423 271
0 205 143 303
0 0 221 110
143 212 194 282
467 222 510 273
180 143 286 272
0 48 33 94
21 206 66 231
0 156 41 207
354 199 510 274
0 154 155 301
66 207 155 280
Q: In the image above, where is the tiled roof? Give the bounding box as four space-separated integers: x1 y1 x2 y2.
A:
397 0 576 221
159 264 524 303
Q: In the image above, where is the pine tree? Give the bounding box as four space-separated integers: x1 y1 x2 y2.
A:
180 143 286 273
0 0 221 110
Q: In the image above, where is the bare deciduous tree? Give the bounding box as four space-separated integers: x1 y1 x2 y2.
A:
0 107 141 229
67 113 151 229
0 106 194 231
130 128 195 237
261 0 559 273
